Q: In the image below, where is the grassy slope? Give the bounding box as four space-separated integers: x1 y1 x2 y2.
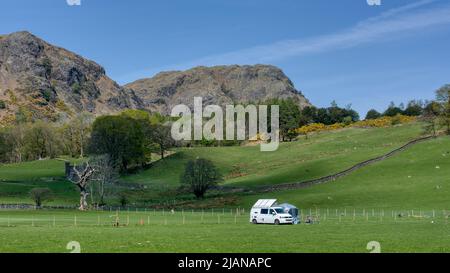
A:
125 123 424 188
237 136 450 210
0 159 79 205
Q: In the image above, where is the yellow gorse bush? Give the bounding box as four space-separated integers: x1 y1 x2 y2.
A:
296 114 417 135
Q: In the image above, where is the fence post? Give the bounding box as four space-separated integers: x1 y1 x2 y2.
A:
74 215 77 227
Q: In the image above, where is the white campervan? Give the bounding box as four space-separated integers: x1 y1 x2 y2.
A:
249 199 294 225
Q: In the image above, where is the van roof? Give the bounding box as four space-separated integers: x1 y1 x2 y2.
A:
252 199 277 208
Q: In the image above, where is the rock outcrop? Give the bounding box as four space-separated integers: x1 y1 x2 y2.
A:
125 65 310 115
0 31 142 123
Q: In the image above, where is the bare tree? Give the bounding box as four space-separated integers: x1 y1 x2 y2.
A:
68 161 96 210
90 155 119 206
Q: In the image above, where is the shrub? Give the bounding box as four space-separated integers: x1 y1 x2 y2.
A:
30 188 53 208
181 158 223 199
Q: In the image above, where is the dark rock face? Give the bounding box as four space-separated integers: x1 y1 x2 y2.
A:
125 65 311 115
0 31 142 122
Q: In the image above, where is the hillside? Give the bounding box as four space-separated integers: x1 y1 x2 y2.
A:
238 136 450 210
0 31 143 124
124 122 424 188
125 65 311 115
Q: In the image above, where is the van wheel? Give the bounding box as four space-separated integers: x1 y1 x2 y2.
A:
252 219 258 224
274 219 280 225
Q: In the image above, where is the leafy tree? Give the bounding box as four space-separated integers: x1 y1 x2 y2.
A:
265 98 302 141
72 112 93 158
403 100 423 116
181 158 223 199
435 84 450 134
30 188 53 208
300 106 318 125
120 109 162 160
149 123 175 159
423 101 441 136
61 112 93 158
365 109 381 120
0 100 6 109
23 121 60 160
88 115 146 172
314 103 359 125
2 124 26 163
383 102 403 117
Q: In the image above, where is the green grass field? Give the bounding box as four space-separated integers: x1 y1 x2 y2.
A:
0 122 449 252
0 209 448 253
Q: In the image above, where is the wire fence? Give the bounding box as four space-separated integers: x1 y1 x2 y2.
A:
0 208 448 228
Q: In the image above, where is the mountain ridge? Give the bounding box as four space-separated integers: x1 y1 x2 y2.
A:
0 31 310 124
125 64 311 115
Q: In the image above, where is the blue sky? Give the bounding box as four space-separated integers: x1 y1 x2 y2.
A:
1 0 450 116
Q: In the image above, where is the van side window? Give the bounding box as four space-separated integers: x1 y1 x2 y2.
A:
261 209 268 214
270 209 275 214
